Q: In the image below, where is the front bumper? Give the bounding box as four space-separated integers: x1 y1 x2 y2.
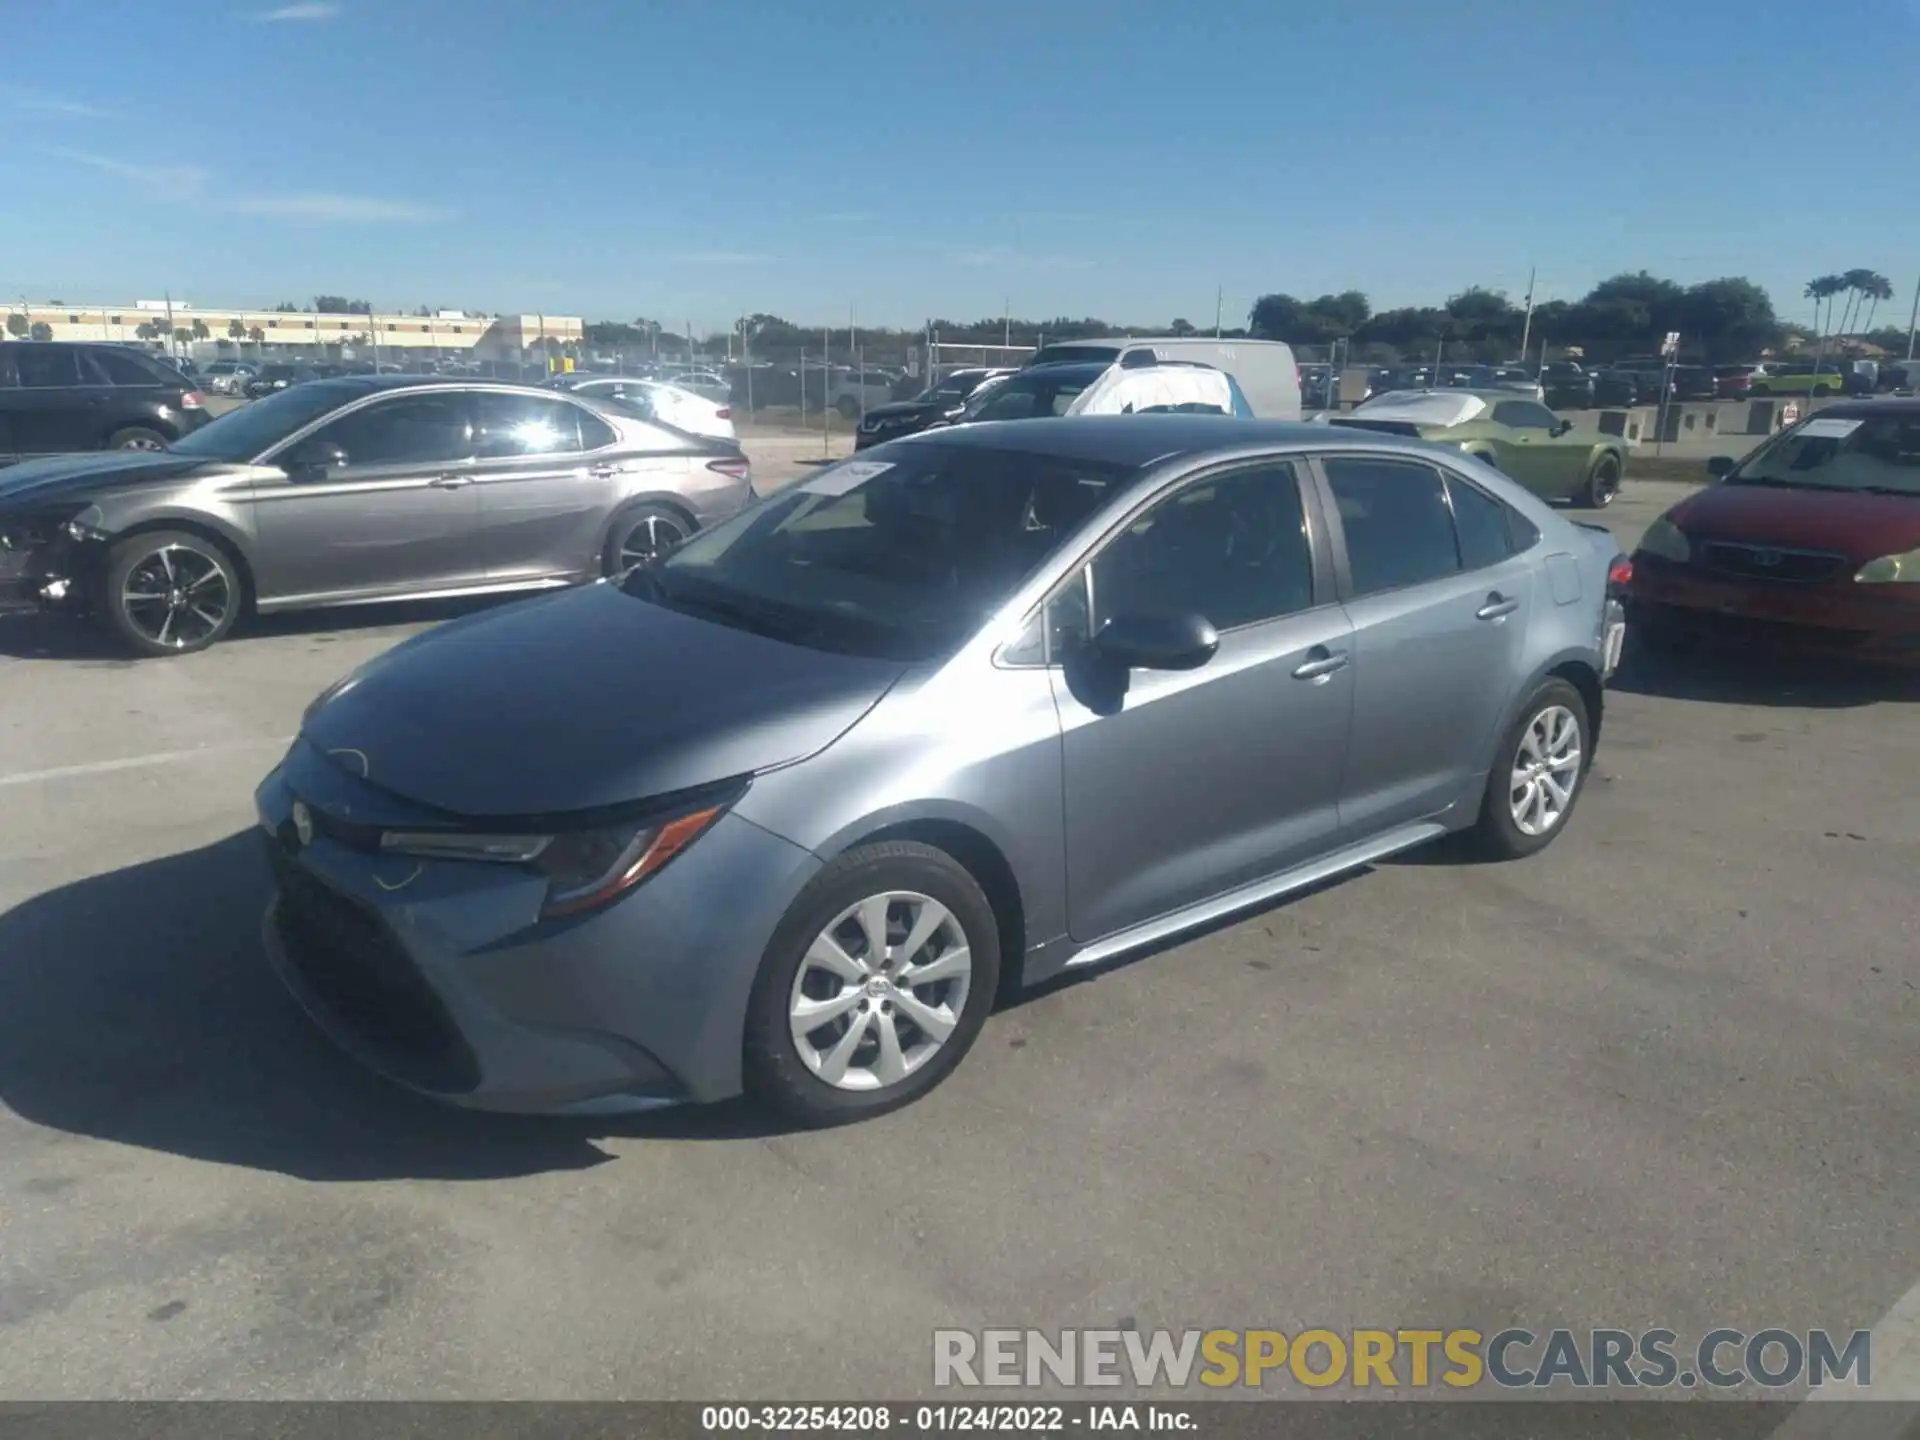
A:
0 528 91 615
254 744 823 1112
1630 556 1920 665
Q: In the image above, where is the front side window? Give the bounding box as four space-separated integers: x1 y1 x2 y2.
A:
171 380 361 461
645 443 1135 661
965 371 1096 421
1090 463 1314 632
315 393 474 469
16 348 81 388
1323 456 1462 597
472 392 583 458
1492 401 1556 430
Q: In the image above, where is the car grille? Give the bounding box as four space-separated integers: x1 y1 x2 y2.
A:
1697 541 1847 584
1649 604 1870 650
266 832 481 1092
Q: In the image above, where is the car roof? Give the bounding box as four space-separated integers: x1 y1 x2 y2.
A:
898 414 1441 466
1817 396 1920 418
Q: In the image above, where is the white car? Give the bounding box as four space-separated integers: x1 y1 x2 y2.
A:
555 375 736 441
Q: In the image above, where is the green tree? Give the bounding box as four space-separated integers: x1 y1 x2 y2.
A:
1854 272 1895 336
173 326 194 346
1804 275 1845 339
1168 317 1196 337
247 325 265 345
4 313 27 338
227 317 247 342
1678 278 1779 362
272 301 301 313
29 322 52 341
190 318 210 342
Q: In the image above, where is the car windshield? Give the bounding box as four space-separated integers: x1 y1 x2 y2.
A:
168 380 359 461
963 367 1102 421
630 443 1136 661
1725 414 1920 495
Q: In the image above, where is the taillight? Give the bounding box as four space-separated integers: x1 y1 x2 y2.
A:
1607 556 1633 590
181 391 205 408
706 456 751 482
714 406 731 420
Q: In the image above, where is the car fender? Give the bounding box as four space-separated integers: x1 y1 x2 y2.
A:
1481 644 1607 784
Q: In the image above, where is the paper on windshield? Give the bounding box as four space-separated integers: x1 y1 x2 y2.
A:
1796 417 1864 439
800 460 894 497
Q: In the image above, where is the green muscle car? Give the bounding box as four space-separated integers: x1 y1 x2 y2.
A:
1329 388 1630 508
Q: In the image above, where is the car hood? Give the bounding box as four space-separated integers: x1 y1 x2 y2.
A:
1671 483 1920 562
0 451 213 508
861 399 945 423
299 581 910 819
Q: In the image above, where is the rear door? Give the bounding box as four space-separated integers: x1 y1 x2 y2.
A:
469 389 618 582
250 389 483 603
1311 452 1536 840
1489 398 1575 498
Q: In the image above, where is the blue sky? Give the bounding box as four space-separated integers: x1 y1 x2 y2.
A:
3 0 1917 332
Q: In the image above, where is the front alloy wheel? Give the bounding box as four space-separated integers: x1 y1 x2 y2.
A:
102 531 244 656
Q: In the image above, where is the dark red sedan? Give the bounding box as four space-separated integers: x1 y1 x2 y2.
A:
1628 399 1920 665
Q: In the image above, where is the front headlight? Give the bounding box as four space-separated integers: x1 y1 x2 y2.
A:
380 800 729 918
1637 517 1691 563
1854 548 1920 584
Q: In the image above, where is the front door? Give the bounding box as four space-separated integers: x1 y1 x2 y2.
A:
1316 455 1535 838
250 390 482 605
1488 398 1576 498
467 389 617 582
1052 460 1353 943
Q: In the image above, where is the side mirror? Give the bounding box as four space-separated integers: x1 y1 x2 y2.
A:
1707 455 1736 479
1551 419 1574 436
282 439 347 478
1092 611 1219 672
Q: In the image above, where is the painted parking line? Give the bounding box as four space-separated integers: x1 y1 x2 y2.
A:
0 738 292 789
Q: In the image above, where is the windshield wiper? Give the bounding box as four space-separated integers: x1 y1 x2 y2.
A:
1851 484 1920 497
1725 475 1842 490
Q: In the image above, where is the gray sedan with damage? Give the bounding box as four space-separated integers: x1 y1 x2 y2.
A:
0 376 754 655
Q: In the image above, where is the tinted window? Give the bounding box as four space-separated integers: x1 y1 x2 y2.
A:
88 349 175 387
16 348 82 388
317 394 474 468
1492 400 1557 430
472 392 583 458
1448 476 1515 570
1506 506 1542 552
967 370 1096 421
171 381 360 461
577 408 617 450
651 443 1134 662
1092 463 1313 631
1324 457 1461 596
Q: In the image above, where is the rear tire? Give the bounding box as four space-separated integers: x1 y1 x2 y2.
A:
601 503 692 578
100 529 245 657
743 841 1001 1128
1467 679 1592 861
107 426 169 452
1580 453 1623 509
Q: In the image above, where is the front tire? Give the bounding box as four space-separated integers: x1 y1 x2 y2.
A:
107 426 170 451
743 841 1002 1127
1467 679 1592 860
601 503 691 578
100 530 245 657
1580 453 1623 508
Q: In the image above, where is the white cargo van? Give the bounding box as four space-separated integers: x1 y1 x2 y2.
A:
1024 337 1301 419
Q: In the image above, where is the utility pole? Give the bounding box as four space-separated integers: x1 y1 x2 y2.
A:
1215 286 1223 338
1906 271 1919 362
1517 266 1537 371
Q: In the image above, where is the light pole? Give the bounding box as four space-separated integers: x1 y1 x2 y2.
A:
1906 271 1919 362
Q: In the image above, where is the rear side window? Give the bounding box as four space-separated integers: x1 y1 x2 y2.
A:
1447 475 1517 570
1323 456 1461 596
577 407 617 450
16 348 82 388
88 349 175 387
1506 507 1542 552
472 392 584 458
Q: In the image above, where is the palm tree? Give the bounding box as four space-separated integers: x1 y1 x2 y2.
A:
190 318 210 344
228 317 246 343
1856 272 1896 337
1804 275 1846 340
1833 268 1875 340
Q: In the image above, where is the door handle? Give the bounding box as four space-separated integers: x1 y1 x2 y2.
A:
588 463 619 478
1477 593 1520 621
1291 647 1350 682
429 474 472 490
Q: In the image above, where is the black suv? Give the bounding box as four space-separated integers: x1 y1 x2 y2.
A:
853 368 1016 450
0 343 211 461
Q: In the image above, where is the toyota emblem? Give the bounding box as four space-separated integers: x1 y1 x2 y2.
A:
292 802 314 848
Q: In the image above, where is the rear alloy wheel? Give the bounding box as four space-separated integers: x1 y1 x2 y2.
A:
603 505 690 578
102 530 244 657
108 426 169 452
1468 679 1592 860
1581 453 1622 509
744 841 1000 1127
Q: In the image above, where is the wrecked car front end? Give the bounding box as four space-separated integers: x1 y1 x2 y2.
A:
0 503 111 616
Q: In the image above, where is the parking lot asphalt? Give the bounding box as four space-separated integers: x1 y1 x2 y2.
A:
0 475 1915 1400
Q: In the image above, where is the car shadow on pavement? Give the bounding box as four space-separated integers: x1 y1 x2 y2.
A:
1608 645 1920 708
0 831 793 1182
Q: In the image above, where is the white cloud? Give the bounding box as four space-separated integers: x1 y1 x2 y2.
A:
252 2 340 20
47 148 207 195
225 193 454 223
7 89 114 118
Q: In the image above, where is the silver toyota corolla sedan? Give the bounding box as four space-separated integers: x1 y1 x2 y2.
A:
0 376 753 656
257 416 1629 1125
